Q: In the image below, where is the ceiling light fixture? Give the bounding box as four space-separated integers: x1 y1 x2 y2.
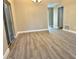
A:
32 0 42 3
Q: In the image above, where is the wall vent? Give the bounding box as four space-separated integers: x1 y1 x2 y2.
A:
64 25 70 30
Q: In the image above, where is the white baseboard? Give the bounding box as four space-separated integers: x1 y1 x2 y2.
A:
63 29 76 34
15 28 76 37
3 48 10 59
15 29 48 37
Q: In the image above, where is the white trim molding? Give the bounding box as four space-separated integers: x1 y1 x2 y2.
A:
15 29 48 37
63 29 76 34
3 48 10 59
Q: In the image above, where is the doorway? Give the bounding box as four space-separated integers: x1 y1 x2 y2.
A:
3 0 15 45
58 7 64 29
48 8 54 30
48 3 64 32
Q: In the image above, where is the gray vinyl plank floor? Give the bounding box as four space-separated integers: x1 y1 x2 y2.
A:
7 30 76 59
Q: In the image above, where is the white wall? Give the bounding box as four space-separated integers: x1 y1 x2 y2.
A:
60 0 76 31
13 0 60 33
3 25 8 55
7 0 76 33
53 7 58 28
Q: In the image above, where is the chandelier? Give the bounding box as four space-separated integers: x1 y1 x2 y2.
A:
32 0 42 3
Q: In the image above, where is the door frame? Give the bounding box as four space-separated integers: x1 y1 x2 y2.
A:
3 0 15 46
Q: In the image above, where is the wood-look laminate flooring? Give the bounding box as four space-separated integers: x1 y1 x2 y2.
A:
7 30 76 59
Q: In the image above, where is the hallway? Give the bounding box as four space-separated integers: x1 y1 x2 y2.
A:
7 30 76 59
